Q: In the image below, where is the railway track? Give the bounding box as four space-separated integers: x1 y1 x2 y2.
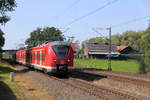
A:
74 67 150 87
83 70 150 87
74 67 150 80
68 77 144 100
50 75 114 100
107 70 150 80
41 73 144 100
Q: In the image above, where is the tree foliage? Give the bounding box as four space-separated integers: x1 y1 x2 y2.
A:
0 29 5 59
25 27 65 47
0 0 16 60
0 29 5 47
111 34 121 46
0 0 17 24
88 37 107 43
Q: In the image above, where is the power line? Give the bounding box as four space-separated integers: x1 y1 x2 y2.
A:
112 16 150 28
64 0 119 27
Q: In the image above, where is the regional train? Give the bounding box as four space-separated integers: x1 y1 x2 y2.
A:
16 41 74 73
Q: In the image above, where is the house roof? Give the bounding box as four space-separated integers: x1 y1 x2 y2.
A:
85 43 119 54
117 46 128 52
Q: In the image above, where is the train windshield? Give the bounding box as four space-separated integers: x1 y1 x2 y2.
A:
52 45 70 59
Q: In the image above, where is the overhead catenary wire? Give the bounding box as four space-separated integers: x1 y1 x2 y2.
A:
56 0 81 20
93 15 150 36
92 28 105 38
65 0 81 12
64 0 119 27
54 0 81 27
111 15 150 28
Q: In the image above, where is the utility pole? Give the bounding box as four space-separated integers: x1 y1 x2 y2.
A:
93 26 112 71
106 27 112 71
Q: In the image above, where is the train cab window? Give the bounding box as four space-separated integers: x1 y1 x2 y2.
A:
52 45 69 59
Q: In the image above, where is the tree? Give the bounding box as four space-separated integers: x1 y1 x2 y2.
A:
88 37 107 43
138 28 150 52
25 27 65 47
0 0 17 25
0 29 5 60
120 30 143 49
137 28 150 73
111 34 121 46
0 0 16 60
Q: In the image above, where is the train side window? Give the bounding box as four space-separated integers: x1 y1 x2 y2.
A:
37 54 40 61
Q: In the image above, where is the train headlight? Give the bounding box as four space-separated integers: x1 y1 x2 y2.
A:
67 59 71 62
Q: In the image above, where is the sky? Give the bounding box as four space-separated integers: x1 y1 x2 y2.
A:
1 0 150 49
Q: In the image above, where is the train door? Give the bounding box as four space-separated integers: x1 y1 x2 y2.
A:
40 50 42 66
32 52 35 64
37 51 40 65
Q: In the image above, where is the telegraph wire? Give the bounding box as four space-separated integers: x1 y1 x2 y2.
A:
64 0 119 27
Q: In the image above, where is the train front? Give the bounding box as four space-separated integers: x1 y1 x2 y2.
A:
49 41 74 73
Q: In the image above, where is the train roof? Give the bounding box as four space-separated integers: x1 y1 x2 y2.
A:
49 41 71 46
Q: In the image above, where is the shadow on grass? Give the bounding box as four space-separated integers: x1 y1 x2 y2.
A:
0 65 14 75
0 81 17 100
1 58 18 66
0 59 31 74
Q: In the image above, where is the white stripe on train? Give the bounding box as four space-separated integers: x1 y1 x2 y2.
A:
17 61 73 72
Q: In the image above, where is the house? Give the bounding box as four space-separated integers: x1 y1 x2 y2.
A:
117 46 140 59
84 43 119 58
117 46 137 54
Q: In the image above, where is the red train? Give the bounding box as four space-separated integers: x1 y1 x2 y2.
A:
16 41 74 73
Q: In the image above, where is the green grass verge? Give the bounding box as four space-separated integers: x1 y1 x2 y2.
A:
74 59 139 73
0 62 26 100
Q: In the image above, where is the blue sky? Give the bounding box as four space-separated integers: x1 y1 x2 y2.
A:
1 0 150 49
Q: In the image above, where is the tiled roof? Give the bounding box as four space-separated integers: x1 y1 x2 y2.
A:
117 46 128 52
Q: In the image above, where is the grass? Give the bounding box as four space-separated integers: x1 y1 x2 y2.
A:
74 58 139 73
0 61 26 100
0 63 14 77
